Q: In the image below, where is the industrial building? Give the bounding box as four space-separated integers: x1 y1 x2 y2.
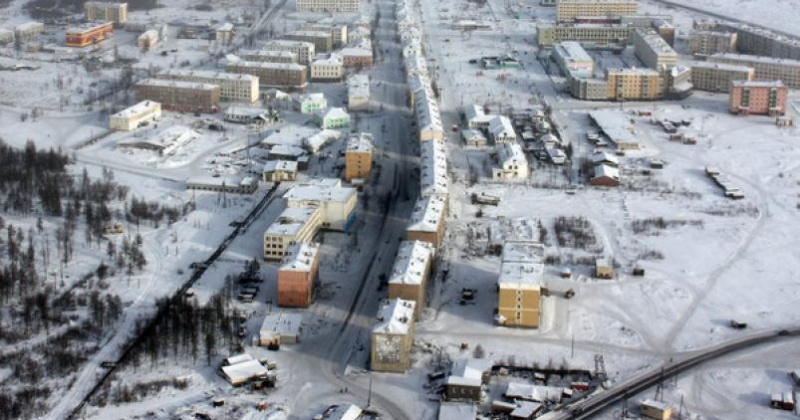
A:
277 242 320 307
285 30 333 53
156 69 259 103
388 241 435 319
109 100 161 131
632 29 678 70
283 178 358 231
688 31 738 55
65 21 114 47
496 241 545 328
707 53 800 88
556 0 637 22
729 80 788 116
135 79 221 113
84 2 127 24
225 61 308 89
690 62 754 92
370 299 416 373
263 40 315 64
263 207 323 260
407 195 447 248
345 133 374 182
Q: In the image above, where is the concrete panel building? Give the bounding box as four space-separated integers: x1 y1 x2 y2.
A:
420 141 448 197
370 299 415 373
345 133 374 182
263 207 323 260
388 241 435 319
605 68 662 101
715 22 800 61
632 29 678 70
537 24 631 47
156 69 259 103
688 31 737 56
263 40 315 64
284 30 332 53
277 242 320 307
240 50 298 64
707 53 800 88
556 0 637 22
109 100 161 131
302 23 348 47
567 70 609 100
347 74 370 111
135 79 220 113
552 41 594 73
407 195 447 248
496 241 544 328
341 42 374 68
296 0 359 13
729 80 788 116
84 2 127 24
225 61 308 89
283 178 358 231
690 62 754 93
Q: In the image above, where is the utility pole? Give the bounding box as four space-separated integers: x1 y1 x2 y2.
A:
367 373 373 408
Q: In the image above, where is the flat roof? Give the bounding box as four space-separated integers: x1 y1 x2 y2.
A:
221 359 268 383
287 30 331 38
373 298 415 335
690 61 754 72
438 404 477 420
158 68 258 82
589 110 639 147
242 49 298 59
280 242 319 272
347 133 373 153
227 61 306 71
732 80 786 88
554 41 593 63
259 312 302 337
388 241 435 286
111 100 159 118
266 207 319 236
264 160 298 173
347 74 370 97
284 178 357 204
265 39 314 49
136 78 218 91
710 53 800 67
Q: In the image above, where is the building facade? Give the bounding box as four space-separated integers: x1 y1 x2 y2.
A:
65 21 113 47
556 0 637 22
311 54 344 81
605 68 662 100
632 29 678 70
225 61 308 89
496 241 544 328
552 41 595 73
283 179 358 231
137 29 158 51
135 79 220 113
156 69 259 103
388 241 434 320
263 40 315 64
241 50 298 64
302 23 348 47
688 30 737 56
109 100 161 131
729 80 788 116
370 299 415 373
263 207 323 260
716 22 800 61
690 62 754 92
296 0 359 12
295 93 328 114
14 22 43 42
277 242 320 307
284 30 333 53
347 74 370 111
345 133 373 181
84 2 127 24
708 53 800 88
537 24 631 47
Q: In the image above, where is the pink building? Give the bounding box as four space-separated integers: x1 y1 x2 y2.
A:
729 80 788 116
277 242 320 308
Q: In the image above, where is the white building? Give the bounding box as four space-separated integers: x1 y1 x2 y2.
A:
492 141 529 180
370 298 416 372
488 115 517 143
304 129 341 153
221 359 269 386
109 100 161 131
259 312 303 346
347 74 370 111
283 178 358 231
632 29 678 70
552 41 594 73
311 54 344 81
263 207 323 260
156 69 259 103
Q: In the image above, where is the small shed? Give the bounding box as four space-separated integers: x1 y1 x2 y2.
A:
259 312 302 347
590 164 620 187
641 399 672 420
220 359 268 386
595 258 613 279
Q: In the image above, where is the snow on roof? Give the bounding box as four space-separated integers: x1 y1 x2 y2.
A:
504 382 563 402
298 92 327 103
312 53 343 66
242 49 298 60
221 359 268 384
225 353 253 365
635 28 677 55
280 242 319 272
284 178 356 205
259 312 302 339
265 39 315 49
438 403 477 420
462 129 486 142
464 104 491 124
405 55 429 76
264 160 298 173
408 195 446 233
186 176 254 189
270 144 306 158
415 89 442 133
593 164 620 180
341 45 372 57
216 22 234 32
732 80 786 88
498 241 544 290
304 129 341 153
420 141 448 197
445 375 481 387
690 61 753 72
318 107 350 121
119 125 199 153
590 151 619 166
450 357 493 380
489 116 516 138
136 78 218 91
323 404 363 420
497 142 527 167
388 241 435 286
158 68 258 82
347 132 373 153
589 110 639 148
139 29 158 40
266 207 320 236
347 74 370 97
228 61 307 71
511 401 543 418
641 399 671 410
373 298 415 335
261 125 317 147
287 30 331 38
710 52 800 67
14 21 43 32
111 100 159 118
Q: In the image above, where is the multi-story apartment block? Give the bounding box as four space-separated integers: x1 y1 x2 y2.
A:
284 30 333 53
302 23 348 47
605 68 662 100
135 79 220 113
388 241 435 320
633 29 678 70
283 178 358 231
84 2 127 24
537 24 631 47
707 53 800 88
347 74 370 111
496 241 545 328
65 21 113 47
552 41 595 73
556 0 637 22
225 61 308 89
407 195 447 248
311 54 344 81
263 207 323 260
345 133 373 181
420 141 448 197
567 70 609 100
277 242 320 307
156 69 259 103
109 100 161 131
296 0 359 13
688 31 737 56
370 299 415 373
716 22 800 61
690 62 754 93
263 40 315 64
240 50 298 64
729 80 788 116
341 40 374 68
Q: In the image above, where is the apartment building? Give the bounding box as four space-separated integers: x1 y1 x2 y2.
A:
263 40 315 64
537 24 631 47
109 100 161 131
263 207 323 260
407 195 447 248
241 50 298 64
688 31 737 56
156 69 259 103
345 133 373 181
388 241 435 320
690 62 754 92
420 141 448 197
135 79 220 113
552 41 595 73
567 70 609 100
302 22 348 47
347 74 370 111
311 54 344 81
296 0 359 13
341 41 374 68
605 68 662 100
370 299 415 373
556 0 637 22
632 29 678 70
283 178 358 231
14 22 43 42
137 29 158 51
225 61 308 89
707 53 800 88
716 22 800 61
284 30 333 53
65 21 113 47
496 241 545 328
84 2 127 24
729 80 788 116
277 242 320 307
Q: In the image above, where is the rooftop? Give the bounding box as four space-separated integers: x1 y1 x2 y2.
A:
731 80 787 88
111 100 159 118
221 359 268 383
438 404 478 420
690 61 754 72
227 61 307 71
373 298 415 335
554 41 593 63
159 68 258 82
347 74 370 97
264 160 299 173
420 140 448 197
408 195 446 233
388 241 435 286
266 207 320 237
265 39 315 49
280 242 320 272
284 178 357 204
259 312 303 337
710 52 800 67
136 78 218 91
498 241 545 290
347 132 373 153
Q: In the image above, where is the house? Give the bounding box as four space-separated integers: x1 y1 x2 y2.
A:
295 92 328 114
259 312 303 347
304 129 341 154
545 146 567 165
283 178 358 231
277 242 320 307
488 116 517 143
503 382 563 403
641 399 672 420
510 401 544 419
462 129 487 147
263 160 298 182
493 142 529 180
595 258 614 279
224 107 276 125
463 104 493 129
137 29 158 51
317 107 351 129
221 359 269 386
445 358 493 401
590 164 620 186
438 403 477 420
370 298 416 372
388 241 435 319
496 241 545 328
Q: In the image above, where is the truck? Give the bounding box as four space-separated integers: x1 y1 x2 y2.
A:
471 192 501 206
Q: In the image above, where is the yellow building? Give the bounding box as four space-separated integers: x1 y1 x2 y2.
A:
156 69 259 103
344 133 373 182
109 100 161 131
263 207 322 260
556 0 637 21
387 240 435 320
84 2 127 24
605 68 662 100
496 241 545 328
